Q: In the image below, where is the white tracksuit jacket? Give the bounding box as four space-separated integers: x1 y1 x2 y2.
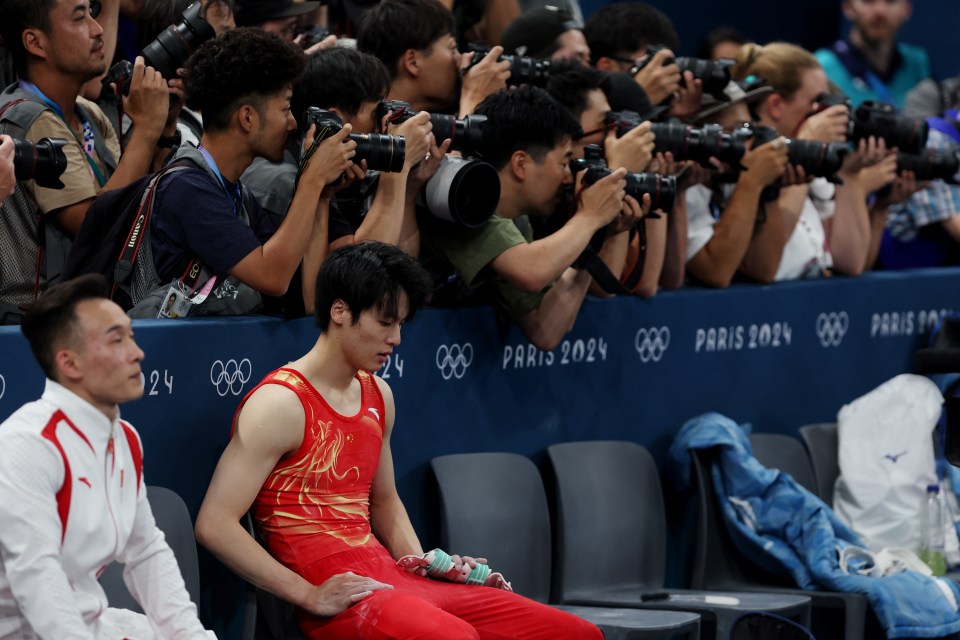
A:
0 380 208 639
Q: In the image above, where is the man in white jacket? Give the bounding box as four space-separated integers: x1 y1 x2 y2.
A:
0 274 211 639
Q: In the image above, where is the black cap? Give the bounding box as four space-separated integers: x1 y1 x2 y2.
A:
235 0 322 27
605 72 663 120
501 6 581 58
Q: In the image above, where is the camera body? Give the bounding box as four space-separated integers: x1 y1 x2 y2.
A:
12 137 69 189
296 25 331 50
465 44 551 87
303 107 406 173
608 110 752 168
375 100 487 157
631 45 733 99
571 144 677 212
815 93 928 154
103 1 215 95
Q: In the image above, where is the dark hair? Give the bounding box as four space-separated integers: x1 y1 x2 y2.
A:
0 0 57 76
184 27 305 132
474 85 582 170
315 241 432 331
20 275 112 381
292 48 390 127
583 2 678 64
356 0 454 79
544 59 611 119
695 26 747 61
136 0 234 53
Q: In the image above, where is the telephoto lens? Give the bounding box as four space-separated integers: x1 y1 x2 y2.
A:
852 101 928 155
896 150 960 184
429 114 487 157
574 145 677 213
304 107 406 173
142 1 216 79
465 44 551 87
12 137 69 189
420 156 501 228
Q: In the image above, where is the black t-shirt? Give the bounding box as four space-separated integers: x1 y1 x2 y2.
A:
150 168 277 282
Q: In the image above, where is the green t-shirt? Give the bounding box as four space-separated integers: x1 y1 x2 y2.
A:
422 213 546 320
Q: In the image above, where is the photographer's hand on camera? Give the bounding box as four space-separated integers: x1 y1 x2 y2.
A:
407 137 451 191
605 122 655 172
797 104 849 143
670 70 704 121
633 48 681 105
859 152 899 196
302 123 359 190
840 136 889 176
740 136 790 189
389 111 434 174
301 34 339 56
609 193 651 235
459 46 511 116
122 56 170 142
0 135 14 204
577 167 628 230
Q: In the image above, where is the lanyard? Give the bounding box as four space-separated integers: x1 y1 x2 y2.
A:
197 145 241 214
18 80 107 187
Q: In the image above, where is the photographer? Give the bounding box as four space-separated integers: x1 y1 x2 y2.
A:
241 47 439 311
583 2 701 120
545 61 671 296
681 83 793 287
0 0 172 320
0 135 13 205
731 42 891 280
500 6 590 66
421 85 639 351
132 28 356 316
235 0 338 54
357 0 510 117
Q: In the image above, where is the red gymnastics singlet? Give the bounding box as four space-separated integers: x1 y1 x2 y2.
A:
242 367 385 574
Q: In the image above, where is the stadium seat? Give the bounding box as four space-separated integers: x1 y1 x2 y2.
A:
798 423 841 504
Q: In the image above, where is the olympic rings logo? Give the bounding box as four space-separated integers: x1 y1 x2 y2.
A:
210 358 252 396
816 312 849 348
436 343 473 380
634 327 670 363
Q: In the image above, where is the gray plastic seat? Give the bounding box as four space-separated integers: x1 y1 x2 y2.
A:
798 423 841 505
546 441 812 640
432 452 701 640
690 442 871 640
99 485 200 612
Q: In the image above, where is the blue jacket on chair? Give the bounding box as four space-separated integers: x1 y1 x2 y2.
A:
668 412 960 639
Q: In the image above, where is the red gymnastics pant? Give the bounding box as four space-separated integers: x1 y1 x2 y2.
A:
294 545 604 640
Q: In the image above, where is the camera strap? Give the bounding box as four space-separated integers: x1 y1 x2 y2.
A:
575 223 646 296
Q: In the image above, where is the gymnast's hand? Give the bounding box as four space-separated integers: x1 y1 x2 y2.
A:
305 571 393 617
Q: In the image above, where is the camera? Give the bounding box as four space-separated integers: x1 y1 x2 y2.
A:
608 110 751 167
571 145 677 213
465 44 551 87
295 25 331 50
103 1 215 94
631 45 733 99
373 101 498 226
12 137 69 189
814 93 928 154
419 156 501 228
747 125 847 183
303 107 406 173
376 100 487 157
896 150 960 184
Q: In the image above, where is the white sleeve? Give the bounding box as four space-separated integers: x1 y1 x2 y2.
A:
117 483 209 640
685 184 717 262
0 434 95 640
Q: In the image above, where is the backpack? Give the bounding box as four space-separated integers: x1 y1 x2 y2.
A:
0 86 116 321
65 146 264 317
62 161 197 310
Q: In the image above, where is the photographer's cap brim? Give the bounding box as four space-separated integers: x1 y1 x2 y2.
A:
693 81 773 123
236 0 322 26
501 6 581 58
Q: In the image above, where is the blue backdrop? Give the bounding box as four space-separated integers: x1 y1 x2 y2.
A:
2 269 959 636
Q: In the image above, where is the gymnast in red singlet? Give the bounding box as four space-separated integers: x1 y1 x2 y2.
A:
196 242 602 640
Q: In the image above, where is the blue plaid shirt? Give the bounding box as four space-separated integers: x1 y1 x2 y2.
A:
888 128 960 241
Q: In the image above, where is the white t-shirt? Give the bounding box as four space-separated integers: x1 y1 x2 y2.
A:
775 179 835 281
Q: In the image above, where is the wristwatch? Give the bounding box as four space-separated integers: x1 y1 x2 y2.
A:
157 130 181 149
